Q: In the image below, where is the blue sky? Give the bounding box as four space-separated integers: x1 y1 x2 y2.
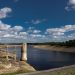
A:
0 0 75 43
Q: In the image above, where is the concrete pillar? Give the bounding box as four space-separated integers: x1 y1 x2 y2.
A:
20 43 27 61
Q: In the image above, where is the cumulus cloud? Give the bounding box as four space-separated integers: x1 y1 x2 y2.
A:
68 33 75 39
65 0 75 11
0 21 11 30
31 19 42 24
0 7 12 19
30 34 42 38
27 27 34 33
52 32 64 36
12 26 23 32
0 20 24 39
3 34 15 38
0 20 23 32
46 25 75 37
0 20 45 43
19 32 28 36
29 34 46 42
27 27 41 34
1 20 75 42
64 25 75 31
46 28 65 36
33 30 41 34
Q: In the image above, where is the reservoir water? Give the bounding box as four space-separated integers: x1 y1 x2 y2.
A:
8 46 75 70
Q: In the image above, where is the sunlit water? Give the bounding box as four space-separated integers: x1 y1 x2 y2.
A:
8 46 75 70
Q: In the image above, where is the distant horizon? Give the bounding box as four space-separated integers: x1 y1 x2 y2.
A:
0 39 74 44
0 0 75 43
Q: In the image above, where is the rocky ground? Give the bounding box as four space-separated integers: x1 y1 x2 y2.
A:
0 60 36 75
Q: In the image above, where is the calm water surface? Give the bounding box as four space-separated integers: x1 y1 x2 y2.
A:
8 46 75 70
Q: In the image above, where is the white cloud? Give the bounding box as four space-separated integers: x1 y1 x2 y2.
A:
1 7 12 13
25 19 46 25
52 32 64 36
27 27 41 34
46 28 65 33
27 27 34 33
0 21 23 34
46 28 65 36
26 34 47 43
64 25 75 31
30 34 42 38
0 7 12 19
65 0 75 11
1 20 75 43
68 33 75 39
12 26 23 32
46 25 75 36
19 32 28 36
69 0 75 5
33 30 41 34
3 34 15 38
45 25 75 41
29 34 46 42
0 20 11 30
31 19 41 24
0 20 44 43
0 20 24 39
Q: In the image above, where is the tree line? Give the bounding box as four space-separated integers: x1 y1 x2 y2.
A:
28 39 75 47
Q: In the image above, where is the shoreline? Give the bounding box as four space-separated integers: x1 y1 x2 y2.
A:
33 45 75 53
18 64 75 75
